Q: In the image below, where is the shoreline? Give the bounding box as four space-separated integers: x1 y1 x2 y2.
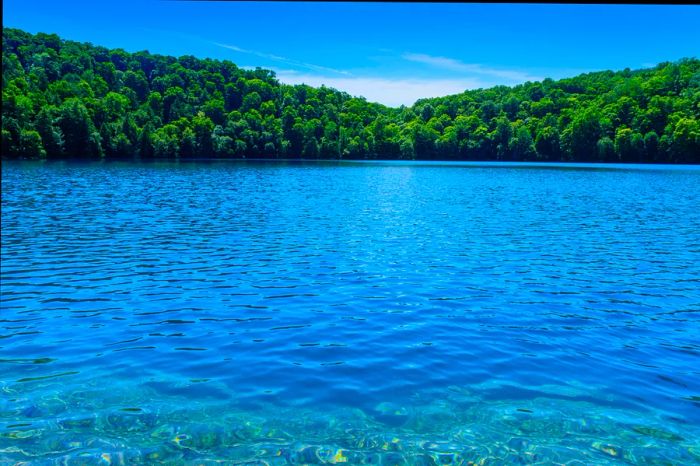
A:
4 157 700 168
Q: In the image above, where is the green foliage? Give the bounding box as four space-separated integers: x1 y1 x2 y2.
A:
596 137 616 162
2 27 699 163
19 129 46 159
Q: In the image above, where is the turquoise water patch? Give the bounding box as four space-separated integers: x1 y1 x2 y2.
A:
2 378 698 465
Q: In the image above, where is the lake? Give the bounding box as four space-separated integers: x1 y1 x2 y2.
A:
1 160 699 465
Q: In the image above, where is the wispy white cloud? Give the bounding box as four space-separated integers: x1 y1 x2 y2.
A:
214 42 350 76
214 43 550 106
402 52 542 83
274 70 489 107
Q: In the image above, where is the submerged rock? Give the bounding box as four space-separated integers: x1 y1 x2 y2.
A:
21 404 45 418
136 445 183 463
371 402 411 427
632 425 684 441
591 442 622 458
103 410 157 433
58 414 97 430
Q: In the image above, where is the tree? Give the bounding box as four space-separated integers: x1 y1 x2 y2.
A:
302 136 319 158
669 117 700 163
596 137 616 162
19 129 46 159
435 126 458 158
643 131 659 162
179 127 196 158
192 112 214 156
241 92 261 112
535 126 560 161
492 117 513 160
35 106 64 158
509 126 536 161
58 98 101 158
503 95 520 119
565 109 603 162
412 123 439 159
138 124 155 159
615 127 645 163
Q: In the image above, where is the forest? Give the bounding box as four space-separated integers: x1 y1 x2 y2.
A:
2 27 699 163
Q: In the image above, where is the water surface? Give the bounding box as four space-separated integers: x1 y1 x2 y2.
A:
1 160 699 464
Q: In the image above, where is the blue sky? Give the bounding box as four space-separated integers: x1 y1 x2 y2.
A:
4 1 699 106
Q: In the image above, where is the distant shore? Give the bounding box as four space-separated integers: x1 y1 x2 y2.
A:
3 27 699 164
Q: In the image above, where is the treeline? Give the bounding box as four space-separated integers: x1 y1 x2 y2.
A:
2 27 699 163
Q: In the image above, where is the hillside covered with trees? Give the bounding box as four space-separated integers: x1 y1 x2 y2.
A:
2 27 699 163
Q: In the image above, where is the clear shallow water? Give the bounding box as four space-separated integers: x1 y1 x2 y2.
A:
1 160 699 465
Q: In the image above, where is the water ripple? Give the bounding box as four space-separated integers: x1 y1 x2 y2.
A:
2 160 700 464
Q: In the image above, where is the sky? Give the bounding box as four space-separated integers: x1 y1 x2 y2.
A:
4 1 700 107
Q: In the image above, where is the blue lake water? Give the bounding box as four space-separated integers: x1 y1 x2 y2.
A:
1 160 699 465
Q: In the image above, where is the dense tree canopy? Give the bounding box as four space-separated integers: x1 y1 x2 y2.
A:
2 28 699 162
